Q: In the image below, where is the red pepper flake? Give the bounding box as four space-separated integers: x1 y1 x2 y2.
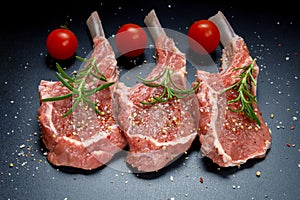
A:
66 132 72 137
199 177 204 183
106 135 111 140
286 143 291 147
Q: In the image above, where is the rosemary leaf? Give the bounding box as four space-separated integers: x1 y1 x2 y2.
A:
137 67 199 105
56 63 75 82
84 82 115 96
41 56 114 117
42 93 73 102
62 97 81 117
220 59 261 125
56 72 75 92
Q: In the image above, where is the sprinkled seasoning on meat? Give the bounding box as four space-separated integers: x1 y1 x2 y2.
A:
38 11 127 170
194 11 271 167
112 9 199 172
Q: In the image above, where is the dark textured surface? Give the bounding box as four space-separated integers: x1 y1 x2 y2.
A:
0 1 299 199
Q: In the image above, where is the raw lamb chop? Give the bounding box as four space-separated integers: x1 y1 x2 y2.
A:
113 9 199 172
38 11 127 170
194 11 271 167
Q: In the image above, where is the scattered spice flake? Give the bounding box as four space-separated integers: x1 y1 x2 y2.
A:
199 177 204 183
286 143 291 147
9 163 14 168
256 171 261 177
270 113 274 119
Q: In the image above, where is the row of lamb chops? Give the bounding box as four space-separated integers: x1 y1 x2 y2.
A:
38 10 271 172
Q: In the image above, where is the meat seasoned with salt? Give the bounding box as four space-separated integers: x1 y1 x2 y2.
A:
38 11 127 170
194 11 271 167
113 9 199 172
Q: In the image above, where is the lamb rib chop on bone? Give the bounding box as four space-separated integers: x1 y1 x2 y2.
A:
194 11 272 167
38 11 127 170
113 9 199 172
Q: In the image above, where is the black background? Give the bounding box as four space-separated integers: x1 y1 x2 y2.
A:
0 1 299 199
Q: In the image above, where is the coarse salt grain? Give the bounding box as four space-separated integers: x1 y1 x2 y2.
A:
170 176 174 182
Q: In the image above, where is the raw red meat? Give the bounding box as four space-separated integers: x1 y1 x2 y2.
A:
194 11 271 167
38 11 127 170
113 9 199 172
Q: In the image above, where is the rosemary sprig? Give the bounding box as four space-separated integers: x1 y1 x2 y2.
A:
42 56 115 117
137 67 200 105
220 59 260 125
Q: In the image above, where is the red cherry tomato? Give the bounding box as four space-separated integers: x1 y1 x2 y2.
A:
188 20 220 54
115 23 147 58
46 28 78 60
